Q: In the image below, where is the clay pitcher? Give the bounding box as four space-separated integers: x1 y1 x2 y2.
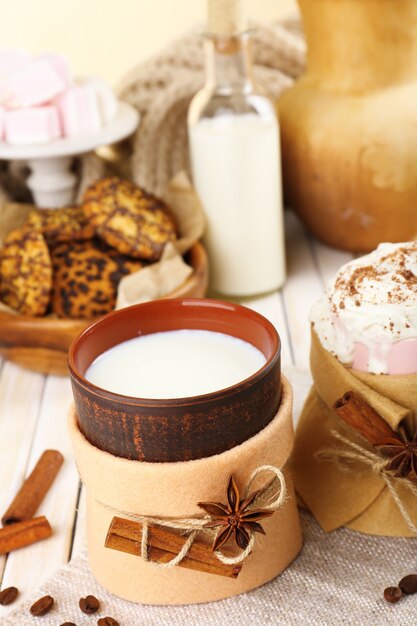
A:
278 0 417 252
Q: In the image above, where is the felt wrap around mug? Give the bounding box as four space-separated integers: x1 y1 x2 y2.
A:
68 298 281 462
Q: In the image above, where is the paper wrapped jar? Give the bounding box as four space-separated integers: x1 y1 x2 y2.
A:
292 242 417 537
292 329 417 538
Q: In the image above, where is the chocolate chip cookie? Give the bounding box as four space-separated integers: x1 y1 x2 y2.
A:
82 177 177 261
27 205 95 243
0 226 52 316
51 238 142 319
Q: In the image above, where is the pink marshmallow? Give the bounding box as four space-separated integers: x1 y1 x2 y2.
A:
352 338 417 375
37 53 72 88
0 49 31 81
4 105 61 145
56 84 102 137
0 108 4 140
0 60 67 109
86 77 118 123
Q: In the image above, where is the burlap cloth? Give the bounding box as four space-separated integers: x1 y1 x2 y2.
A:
0 17 306 203
3 367 416 625
292 329 417 537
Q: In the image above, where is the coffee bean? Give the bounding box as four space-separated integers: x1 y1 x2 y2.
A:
60 623 77 626
97 618 119 626
79 594 100 614
30 595 54 616
384 586 402 604
399 574 417 595
0 586 18 606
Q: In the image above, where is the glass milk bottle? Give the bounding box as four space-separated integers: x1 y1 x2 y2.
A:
188 0 286 296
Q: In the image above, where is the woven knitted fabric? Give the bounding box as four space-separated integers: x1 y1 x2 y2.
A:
112 16 306 197
0 17 305 204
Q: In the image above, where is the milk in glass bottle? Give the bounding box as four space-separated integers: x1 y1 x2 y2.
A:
188 0 286 296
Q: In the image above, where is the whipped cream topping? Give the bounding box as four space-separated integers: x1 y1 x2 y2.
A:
310 242 417 374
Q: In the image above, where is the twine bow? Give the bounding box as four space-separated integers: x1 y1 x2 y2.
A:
317 429 417 535
100 465 286 569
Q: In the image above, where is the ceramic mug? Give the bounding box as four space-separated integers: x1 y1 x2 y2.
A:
68 298 281 462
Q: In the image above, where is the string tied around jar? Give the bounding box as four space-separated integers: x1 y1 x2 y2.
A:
98 464 286 569
317 429 417 535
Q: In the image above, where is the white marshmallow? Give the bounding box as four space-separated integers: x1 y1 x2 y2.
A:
4 105 62 145
0 107 4 140
0 49 31 82
86 76 118 123
56 83 102 137
37 53 72 88
0 60 67 109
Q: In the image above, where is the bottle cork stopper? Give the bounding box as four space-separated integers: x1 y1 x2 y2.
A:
208 0 247 36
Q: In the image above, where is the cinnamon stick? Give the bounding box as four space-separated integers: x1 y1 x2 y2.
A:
2 450 64 526
105 516 242 579
333 391 396 445
0 516 52 555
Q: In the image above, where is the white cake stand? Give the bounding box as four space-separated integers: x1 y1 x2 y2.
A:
0 102 139 208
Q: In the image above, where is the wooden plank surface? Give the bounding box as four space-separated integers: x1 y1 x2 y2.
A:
0 363 45 589
0 214 351 614
245 291 293 367
312 239 353 288
281 212 324 368
0 376 79 614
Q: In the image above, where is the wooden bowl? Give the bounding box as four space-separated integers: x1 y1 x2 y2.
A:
0 242 208 376
68 298 281 462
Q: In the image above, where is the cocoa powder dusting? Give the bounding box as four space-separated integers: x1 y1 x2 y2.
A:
334 245 417 308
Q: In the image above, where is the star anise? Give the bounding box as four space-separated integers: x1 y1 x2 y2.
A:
377 429 417 481
197 475 273 551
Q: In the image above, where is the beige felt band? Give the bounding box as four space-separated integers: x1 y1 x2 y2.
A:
69 376 302 604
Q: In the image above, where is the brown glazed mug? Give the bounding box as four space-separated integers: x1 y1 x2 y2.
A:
68 298 281 462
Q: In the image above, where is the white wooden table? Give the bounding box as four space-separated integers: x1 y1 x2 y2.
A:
0 212 353 616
